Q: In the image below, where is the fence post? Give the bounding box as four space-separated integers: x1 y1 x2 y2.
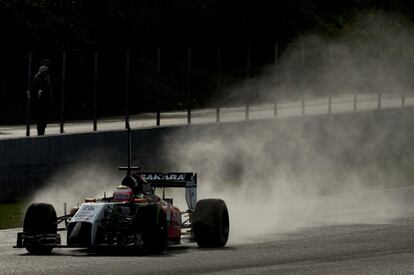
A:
125 50 131 129
274 42 278 118
60 51 66 134
328 95 332 114
187 46 192 124
402 36 406 107
216 47 221 123
328 45 332 114
93 51 98 131
245 42 251 120
378 92 382 109
328 66 332 114
301 40 305 116
301 95 305 116
156 48 161 126
353 93 357 111
26 51 32 136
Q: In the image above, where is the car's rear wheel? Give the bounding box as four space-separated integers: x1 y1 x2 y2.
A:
192 199 229 248
23 203 57 254
138 204 167 254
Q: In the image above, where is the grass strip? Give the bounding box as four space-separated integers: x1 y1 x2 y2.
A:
0 201 27 229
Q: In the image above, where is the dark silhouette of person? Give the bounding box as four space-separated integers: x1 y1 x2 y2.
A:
32 60 52 135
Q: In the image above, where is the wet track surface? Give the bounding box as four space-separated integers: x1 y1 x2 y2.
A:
2 192 414 275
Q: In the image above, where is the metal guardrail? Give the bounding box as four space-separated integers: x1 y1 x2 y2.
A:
1 92 413 139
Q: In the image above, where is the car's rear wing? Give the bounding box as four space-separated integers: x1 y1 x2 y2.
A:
133 172 197 211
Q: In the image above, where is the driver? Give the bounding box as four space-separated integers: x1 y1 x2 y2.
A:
121 175 153 196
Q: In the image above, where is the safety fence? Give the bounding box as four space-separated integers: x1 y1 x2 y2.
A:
1 42 414 137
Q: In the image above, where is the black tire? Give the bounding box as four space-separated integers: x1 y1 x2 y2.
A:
192 199 230 248
23 203 57 255
138 204 167 254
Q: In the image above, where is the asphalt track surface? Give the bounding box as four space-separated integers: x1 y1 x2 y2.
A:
1 93 414 139
2 187 414 274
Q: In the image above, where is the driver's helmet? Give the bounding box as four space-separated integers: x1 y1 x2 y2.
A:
121 175 138 193
121 175 152 195
113 185 133 202
138 175 153 195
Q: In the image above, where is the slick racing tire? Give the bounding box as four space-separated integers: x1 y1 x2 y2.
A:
23 203 57 255
192 199 229 248
139 204 167 254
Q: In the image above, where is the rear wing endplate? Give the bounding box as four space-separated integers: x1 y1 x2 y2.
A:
133 172 197 211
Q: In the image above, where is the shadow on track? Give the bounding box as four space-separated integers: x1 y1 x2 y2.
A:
16 244 237 258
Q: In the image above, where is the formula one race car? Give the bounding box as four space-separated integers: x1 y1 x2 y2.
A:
15 125 229 255
16 172 229 255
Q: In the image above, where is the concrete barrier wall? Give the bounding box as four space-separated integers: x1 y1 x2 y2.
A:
1 107 414 202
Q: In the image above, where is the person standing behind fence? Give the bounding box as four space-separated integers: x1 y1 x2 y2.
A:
32 59 52 135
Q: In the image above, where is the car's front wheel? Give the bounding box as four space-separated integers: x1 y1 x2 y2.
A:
23 203 58 254
138 204 167 254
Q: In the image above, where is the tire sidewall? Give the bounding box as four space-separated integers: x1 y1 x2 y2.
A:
23 203 57 255
193 199 229 248
139 204 167 254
